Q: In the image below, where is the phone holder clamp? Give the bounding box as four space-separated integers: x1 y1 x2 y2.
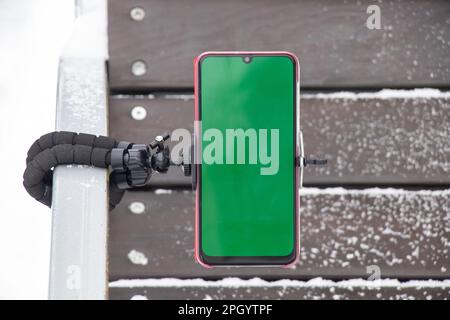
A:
110 133 192 190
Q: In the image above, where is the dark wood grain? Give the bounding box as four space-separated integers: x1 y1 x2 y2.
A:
109 94 450 186
108 189 450 280
108 0 450 90
301 93 450 185
109 284 450 300
109 95 193 187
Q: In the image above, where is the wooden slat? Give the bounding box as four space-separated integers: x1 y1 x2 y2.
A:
302 93 450 185
109 284 450 300
109 95 193 187
109 94 450 186
108 189 450 280
108 0 450 89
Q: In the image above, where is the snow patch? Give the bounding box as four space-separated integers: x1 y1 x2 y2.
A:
111 94 155 100
0 0 74 299
154 189 173 195
164 94 194 101
127 250 148 266
382 227 410 239
301 187 450 196
109 277 450 289
302 89 450 100
130 295 148 300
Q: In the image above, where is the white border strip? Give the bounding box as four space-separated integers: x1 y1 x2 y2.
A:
110 277 450 289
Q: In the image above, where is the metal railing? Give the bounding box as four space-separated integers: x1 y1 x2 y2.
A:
49 0 108 300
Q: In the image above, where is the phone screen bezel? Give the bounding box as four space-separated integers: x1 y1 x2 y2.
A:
196 52 298 266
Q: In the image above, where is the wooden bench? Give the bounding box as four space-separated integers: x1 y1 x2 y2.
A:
106 0 450 299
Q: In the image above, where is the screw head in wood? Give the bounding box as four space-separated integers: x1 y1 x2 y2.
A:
131 60 147 76
128 201 146 214
130 7 146 21
131 106 147 120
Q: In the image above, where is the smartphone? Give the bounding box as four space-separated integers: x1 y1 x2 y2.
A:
194 51 300 267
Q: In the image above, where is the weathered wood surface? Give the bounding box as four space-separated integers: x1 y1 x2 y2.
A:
109 280 450 300
109 95 193 186
302 92 450 185
109 93 450 186
106 1 450 300
108 189 450 280
108 0 450 90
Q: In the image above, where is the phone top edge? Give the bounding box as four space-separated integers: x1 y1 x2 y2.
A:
196 51 299 82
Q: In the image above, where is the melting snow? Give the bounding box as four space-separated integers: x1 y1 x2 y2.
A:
302 89 450 100
127 250 149 266
110 277 450 289
301 187 450 196
130 295 148 300
154 189 173 195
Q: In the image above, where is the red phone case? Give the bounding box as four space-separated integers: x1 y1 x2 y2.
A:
193 51 301 268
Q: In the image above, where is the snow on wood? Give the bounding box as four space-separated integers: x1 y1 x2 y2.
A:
109 89 450 185
109 189 450 279
301 94 450 183
128 250 149 266
154 189 173 195
130 295 148 300
110 277 450 289
111 285 450 300
302 89 450 100
109 277 450 300
301 187 450 196
117 89 450 102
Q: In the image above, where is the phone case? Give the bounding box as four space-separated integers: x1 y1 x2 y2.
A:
193 51 301 268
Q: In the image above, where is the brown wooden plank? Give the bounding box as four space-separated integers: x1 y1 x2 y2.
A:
108 0 450 89
109 95 193 187
108 189 450 280
302 92 450 185
109 281 450 300
109 94 450 186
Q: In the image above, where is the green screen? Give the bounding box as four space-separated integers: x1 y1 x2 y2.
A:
200 55 295 258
